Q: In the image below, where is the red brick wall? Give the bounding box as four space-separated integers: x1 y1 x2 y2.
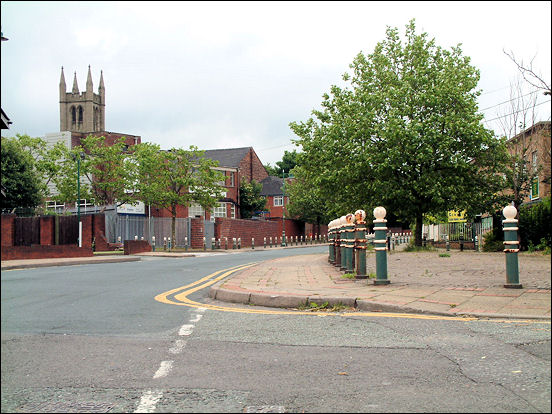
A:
1 245 93 260
1 214 15 247
123 240 152 255
190 217 205 249
215 217 280 248
238 148 268 184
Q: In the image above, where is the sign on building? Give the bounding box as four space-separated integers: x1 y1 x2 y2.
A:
116 201 145 215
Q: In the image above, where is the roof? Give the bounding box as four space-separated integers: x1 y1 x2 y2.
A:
201 147 252 168
1 108 12 129
260 175 284 196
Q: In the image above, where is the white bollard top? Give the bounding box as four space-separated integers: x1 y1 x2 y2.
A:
503 204 517 221
373 206 386 221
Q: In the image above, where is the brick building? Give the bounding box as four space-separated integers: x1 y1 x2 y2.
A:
505 120 551 205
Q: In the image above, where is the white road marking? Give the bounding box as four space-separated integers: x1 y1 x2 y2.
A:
189 313 203 323
153 360 173 379
134 390 163 413
178 324 195 336
168 339 187 354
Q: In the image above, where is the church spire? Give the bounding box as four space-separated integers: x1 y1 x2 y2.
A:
59 66 66 95
99 70 105 94
86 65 93 93
72 71 79 94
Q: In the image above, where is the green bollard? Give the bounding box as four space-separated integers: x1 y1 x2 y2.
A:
252 237 255 249
328 221 335 264
211 237 215 250
264 237 266 248
354 210 367 279
373 207 390 285
503 205 522 288
345 214 355 273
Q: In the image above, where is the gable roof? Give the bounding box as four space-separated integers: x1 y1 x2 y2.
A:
201 147 252 168
260 175 284 196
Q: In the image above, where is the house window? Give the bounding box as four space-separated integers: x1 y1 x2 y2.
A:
530 177 539 200
230 203 236 219
46 200 65 211
229 172 235 187
274 196 284 207
210 202 227 222
188 203 205 218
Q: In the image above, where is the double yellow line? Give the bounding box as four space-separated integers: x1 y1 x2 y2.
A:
155 263 486 320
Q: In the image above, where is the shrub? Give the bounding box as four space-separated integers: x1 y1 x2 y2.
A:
519 197 551 251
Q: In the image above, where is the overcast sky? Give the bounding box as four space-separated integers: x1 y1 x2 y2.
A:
1 1 550 166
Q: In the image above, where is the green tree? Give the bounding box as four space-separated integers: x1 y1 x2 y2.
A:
264 150 301 177
1 137 43 209
239 179 266 219
290 20 509 245
134 144 225 244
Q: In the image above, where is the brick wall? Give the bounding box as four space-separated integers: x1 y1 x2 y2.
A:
1 214 15 246
190 217 205 249
39 216 55 245
1 245 93 260
239 148 269 184
123 240 152 255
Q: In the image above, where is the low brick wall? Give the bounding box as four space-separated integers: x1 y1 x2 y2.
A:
431 240 476 250
1 245 94 260
123 240 152 255
215 217 280 248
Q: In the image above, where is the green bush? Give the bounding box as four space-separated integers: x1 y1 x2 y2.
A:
482 229 503 252
519 197 551 251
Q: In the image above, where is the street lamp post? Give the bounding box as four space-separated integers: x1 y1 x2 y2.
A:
281 171 293 247
73 152 85 247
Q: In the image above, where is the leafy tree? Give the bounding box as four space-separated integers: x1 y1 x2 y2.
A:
264 150 301 177
289 19 509 245
134 144 225 243
239 179 266 219
1 137 43 209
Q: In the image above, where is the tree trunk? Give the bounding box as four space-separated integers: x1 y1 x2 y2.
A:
415 210 423 247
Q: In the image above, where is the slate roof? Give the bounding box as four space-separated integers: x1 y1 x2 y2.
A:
201 147 252 168
260 175 284 196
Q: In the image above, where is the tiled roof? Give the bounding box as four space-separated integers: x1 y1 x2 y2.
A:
260 175 284 196
201 147 252 168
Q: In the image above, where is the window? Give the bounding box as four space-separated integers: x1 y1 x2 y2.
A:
46 200 65 211
230 172 235 187
210 202 227 222
188 203 205 218
230 203 236 219
274 196 284 207
530 177 539 200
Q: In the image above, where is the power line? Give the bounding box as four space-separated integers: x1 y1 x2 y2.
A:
484 99 551 123
479 89 540 112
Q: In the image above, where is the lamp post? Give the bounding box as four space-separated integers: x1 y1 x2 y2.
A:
281 171 293 247
73 152 85 247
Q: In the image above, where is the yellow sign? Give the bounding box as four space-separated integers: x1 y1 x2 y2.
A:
447 210 466 223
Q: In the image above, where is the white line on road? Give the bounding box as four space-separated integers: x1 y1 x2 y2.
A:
134 390 163 413
178 324 195 336
168 339 187 354
153 360 173 379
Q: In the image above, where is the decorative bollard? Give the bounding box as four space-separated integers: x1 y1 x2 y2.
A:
232 238 237 249
211 237 215 250
503 204 522 289
338 216 346 271
345 214 355 273
328 220 335 264
270 236 273 248
152 236 156 252
354 210 367 279
252 237 255 249
168 237 172 251
163 237 167 251
446 234 450 251
238 238 241 249
373 207 390 285
225 237 228 250
203 236 206 251
264 237 267 249
474 235 479 252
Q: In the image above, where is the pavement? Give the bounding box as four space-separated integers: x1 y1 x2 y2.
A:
2 245 550 320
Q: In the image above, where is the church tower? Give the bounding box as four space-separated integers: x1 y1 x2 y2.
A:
59 66 105 133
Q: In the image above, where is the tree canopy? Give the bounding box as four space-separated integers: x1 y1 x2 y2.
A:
289 19 509 245
1 137 43 210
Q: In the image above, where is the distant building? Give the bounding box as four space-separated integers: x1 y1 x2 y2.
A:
505 120 551 205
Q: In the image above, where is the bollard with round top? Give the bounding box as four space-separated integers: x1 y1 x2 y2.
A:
503 204 522 289
354 210 367 279
373 207 390 285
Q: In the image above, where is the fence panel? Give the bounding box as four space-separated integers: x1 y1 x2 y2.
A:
104 215 190 247
58 215 78 245
13 217 40 246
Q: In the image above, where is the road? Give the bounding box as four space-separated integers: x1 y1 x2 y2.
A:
1 246 550 413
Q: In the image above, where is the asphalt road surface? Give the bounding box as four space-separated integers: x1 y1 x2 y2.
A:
2 246 550 413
